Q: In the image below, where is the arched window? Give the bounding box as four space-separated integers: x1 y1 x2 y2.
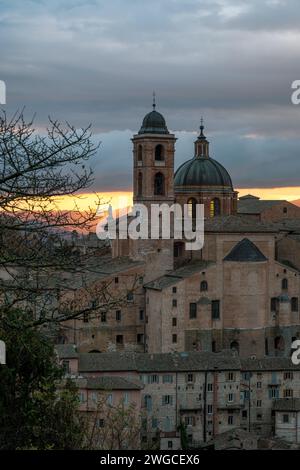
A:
137 145 143 162
210 198 221 217
88 349 101 353
137 172 143 197
282 278 288 290
154 172 165 196
155 144 164 161
230 341 239 354
200 280 208 292
187 198 197 218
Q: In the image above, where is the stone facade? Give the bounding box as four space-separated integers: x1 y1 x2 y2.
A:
56 347 300 448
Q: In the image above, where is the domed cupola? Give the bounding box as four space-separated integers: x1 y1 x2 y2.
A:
174 120 237 218
138 96 169 135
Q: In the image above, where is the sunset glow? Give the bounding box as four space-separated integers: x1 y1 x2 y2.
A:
53 187 300 213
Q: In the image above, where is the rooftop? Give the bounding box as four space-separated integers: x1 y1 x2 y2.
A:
238 198 295 215
204 215 279 233
144 260 214 291
273 398 300 411
224 238 268 262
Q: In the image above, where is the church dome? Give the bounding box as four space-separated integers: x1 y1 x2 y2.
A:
138 110 169 135
174 156 233 190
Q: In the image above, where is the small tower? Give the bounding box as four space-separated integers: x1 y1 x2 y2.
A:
130 97 177 277
132 95 176 209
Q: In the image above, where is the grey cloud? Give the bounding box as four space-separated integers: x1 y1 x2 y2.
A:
1 0 300 190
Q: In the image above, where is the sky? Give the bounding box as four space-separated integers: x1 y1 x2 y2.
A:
1 0 300 203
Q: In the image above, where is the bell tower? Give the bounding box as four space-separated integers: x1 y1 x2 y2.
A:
130 97 176 277
132 95 176 210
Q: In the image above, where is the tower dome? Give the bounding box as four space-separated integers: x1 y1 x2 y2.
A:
138 94 169 135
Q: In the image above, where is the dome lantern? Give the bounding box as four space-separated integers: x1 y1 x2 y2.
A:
194 118 209 158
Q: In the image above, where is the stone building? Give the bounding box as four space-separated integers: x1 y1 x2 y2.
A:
238 194 300 222
59 103 300 360
56 346 300 448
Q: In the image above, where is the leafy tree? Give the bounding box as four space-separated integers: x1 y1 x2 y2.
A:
0 309 85 449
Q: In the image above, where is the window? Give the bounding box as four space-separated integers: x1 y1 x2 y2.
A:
283 207 288 214
174 242 184 258
256 413 262 421
227 372 235 381
139 310 144 321
154 172 165 196
284 372 293 380
115 277 119 284
187 373 194 383
257 400 262 407
116 335 123 344
144 394 152 411
184 416 195 426
172 334 177 343
162 395 173 406
207 383 213 392
207 405 213 414
137 172 143 196
107 394 113 406
228 415 233 425
116 310 121 321
189 303 197 319
291 297 299 312
283 414 290 423
282 278 288 290
163 374 173 384
274 336 285 351
211 300 220 320
242 372 250 381
123 392 129 405
62 360 70 374
137 145 143 162
242 410 247 418
137 333 144 344
269 388 279 399
230 341 239 353
168 441 173 449
152 418 158 428
200 280 208 292
172 299 177 308
172 286 177 294
148 375 159 384
228 393 234 402
127 292 134 302
155 144 164 161
284 389 293 398
187 198 197 219
257 382 262 389
83 312 89 323
97 418 105 428
101 312 106 323
210 198 221 217
172 317 177 327
271 297 278 312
